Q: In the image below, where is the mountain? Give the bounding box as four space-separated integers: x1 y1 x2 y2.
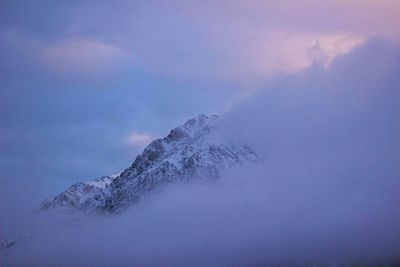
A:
42 114 259 213
41 173 120 211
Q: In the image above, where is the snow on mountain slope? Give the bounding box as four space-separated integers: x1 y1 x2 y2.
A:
41 174 120 211
42 114 259 213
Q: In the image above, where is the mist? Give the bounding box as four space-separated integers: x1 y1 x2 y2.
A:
1 39 400 266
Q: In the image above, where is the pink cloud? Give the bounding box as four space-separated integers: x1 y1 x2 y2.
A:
115 0 398 81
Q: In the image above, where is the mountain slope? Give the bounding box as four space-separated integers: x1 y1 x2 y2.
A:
42 114 259 213
41 173 120 211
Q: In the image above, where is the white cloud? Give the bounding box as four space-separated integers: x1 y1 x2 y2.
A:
125 132 153 148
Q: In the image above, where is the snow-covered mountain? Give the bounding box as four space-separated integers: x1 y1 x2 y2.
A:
42 114 259 213
41 173 120 211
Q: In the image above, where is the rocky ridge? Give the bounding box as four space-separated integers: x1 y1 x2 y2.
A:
42 114 259 213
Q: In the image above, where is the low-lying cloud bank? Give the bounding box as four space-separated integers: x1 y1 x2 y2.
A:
3 39 400 266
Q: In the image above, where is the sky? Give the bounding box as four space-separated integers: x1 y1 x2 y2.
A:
1 1 400 265
0 0 400 195
1 0 399 192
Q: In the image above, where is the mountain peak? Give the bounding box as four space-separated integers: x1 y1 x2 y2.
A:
183 114 218 131
42 114 259 213
165 114 218 141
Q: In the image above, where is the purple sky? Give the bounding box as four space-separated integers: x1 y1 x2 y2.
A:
1 2 400 266
0 0 399 197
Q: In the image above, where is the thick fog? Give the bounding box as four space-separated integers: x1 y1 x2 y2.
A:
2 40 400 266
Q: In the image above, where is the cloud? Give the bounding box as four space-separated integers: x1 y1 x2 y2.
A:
236 32 365 75
3 39 400 266
1 0 398 82
125 132 153 148
42 39 129 76
132 0 396 79
1 2 400 264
